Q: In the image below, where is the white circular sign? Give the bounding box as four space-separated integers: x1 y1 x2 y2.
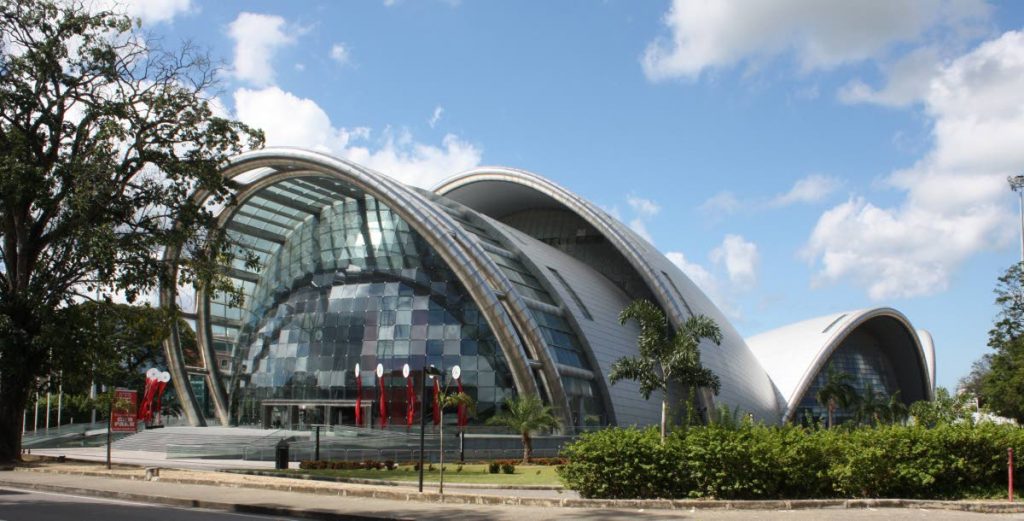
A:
354 363 360 374
451 365 461 380
375 363 384 378
146 368 160 380
159 371 171 383
402 364 410 378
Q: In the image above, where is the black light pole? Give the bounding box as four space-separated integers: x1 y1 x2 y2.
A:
418 365 440 493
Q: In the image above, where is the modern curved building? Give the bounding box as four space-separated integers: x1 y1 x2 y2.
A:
161 147 935 431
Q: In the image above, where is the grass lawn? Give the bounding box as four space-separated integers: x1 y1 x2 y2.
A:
276 463 562 486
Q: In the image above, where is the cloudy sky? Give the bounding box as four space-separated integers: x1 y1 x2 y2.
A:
123 0 1024 391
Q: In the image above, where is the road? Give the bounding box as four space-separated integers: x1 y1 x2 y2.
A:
0 487 298 521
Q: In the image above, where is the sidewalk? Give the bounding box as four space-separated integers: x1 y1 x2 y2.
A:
11 454 1024 518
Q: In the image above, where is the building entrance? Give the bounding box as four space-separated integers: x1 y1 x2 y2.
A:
261 399 372 430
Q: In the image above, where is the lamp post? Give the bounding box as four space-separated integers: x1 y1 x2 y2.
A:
1008 175 1024 264
418 365 441 493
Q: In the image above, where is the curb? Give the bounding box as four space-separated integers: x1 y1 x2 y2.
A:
225 469 566 491
11 466 1024 514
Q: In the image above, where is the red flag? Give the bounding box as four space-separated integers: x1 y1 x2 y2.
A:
355 373 362 427
137 378 155 421
153 381 168 420
456 377 467 428
406 375 416 427
432 377 441 425
379 374 388 429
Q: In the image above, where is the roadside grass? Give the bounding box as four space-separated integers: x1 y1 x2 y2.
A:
271 463 561 486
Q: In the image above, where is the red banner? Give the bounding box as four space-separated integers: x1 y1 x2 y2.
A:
378 375 388 429
406 375 416 427
456 377 467 428
111 389 138 433
355 373 362 427
432 377 441 425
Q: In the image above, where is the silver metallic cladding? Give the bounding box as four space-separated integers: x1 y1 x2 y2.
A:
435 168 782 422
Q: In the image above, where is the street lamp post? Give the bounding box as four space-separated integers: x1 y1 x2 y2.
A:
418 365 441 493
1008 175 1024 264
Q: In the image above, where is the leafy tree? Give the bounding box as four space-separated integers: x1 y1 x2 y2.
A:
609 299 722 440
974 263 1024 422
909 387 972 427
486 394 559 464
814 363 857 428
0 0 262 462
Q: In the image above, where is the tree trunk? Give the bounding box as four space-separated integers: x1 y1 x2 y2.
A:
828 400 835 429
522 431 531 464
0 366 31 463
660 399 667 441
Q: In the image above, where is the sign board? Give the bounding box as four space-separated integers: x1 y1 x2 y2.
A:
111 388 138 433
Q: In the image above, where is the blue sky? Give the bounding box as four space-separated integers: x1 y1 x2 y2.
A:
123 0 1024 391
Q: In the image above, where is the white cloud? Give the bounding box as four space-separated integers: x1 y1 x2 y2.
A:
838 47 942 107
642 0 989 81
233 86 481 188
666 250 741 320
629 219 655 244
429 106 444 128
227 12 294 86
627 195 661 217
329 43 350 65
666 252 719 300
804 31 1024 300
344 131 481 188
91 0 193 25
771 174 843 206
698 191 741 218
710 234 760 289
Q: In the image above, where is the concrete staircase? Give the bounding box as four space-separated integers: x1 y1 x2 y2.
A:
112 426 296 459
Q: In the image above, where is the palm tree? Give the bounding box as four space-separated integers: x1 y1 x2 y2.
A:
884 390 909 425
609 299 723 441
815 363 857 428
854 382 888 426
486 395 559 464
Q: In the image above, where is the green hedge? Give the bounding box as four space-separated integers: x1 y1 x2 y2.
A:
557 423 1023 499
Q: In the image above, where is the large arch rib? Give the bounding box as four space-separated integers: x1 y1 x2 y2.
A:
435 168 750 416
164 148 573 429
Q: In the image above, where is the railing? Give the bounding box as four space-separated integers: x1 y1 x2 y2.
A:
241 445 563 463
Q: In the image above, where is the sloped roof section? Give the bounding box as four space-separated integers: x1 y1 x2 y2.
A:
746 308 934 421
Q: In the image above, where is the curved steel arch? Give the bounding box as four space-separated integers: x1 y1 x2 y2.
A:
163 148 574 429
434 167 782 419
778 307 933 422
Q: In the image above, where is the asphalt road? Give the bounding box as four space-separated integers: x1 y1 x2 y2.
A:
3 483 1024 520
0 487 299 521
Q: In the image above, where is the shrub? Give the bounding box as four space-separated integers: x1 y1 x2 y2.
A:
487 462 500 474
501 463 516 474
557 423 1024 500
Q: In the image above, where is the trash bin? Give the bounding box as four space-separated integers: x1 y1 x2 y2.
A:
275 439 289 470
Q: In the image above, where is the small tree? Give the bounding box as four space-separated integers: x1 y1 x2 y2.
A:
609 299 722 441
486 395 559 464
814 363 857 428
437 390 474 495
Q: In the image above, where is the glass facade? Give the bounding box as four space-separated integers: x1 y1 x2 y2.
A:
222 178 516 427
415 191 608 426
795 330 900 425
